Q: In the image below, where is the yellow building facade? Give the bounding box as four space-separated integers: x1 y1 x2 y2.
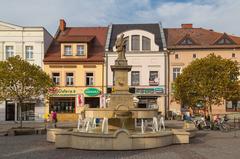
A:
44 19 108 121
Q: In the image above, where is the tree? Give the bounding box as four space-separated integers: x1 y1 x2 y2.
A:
0 56 54 127
173 54 240 120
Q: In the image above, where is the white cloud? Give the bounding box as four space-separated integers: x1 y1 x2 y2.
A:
0 0 239 36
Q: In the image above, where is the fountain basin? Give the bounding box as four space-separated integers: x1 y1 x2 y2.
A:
48 128 196 150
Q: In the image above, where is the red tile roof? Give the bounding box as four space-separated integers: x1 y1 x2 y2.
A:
44 27 108 63
164 28 240 49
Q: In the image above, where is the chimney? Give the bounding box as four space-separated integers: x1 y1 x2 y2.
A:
59 19 66 31
181 24 193 29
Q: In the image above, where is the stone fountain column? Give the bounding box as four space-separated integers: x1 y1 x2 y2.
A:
108 34 135 130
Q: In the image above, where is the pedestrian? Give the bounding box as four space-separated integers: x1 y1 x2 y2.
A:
51 110 57 128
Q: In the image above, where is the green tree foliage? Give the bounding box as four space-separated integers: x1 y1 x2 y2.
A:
173 54 240 120
0 56 54 127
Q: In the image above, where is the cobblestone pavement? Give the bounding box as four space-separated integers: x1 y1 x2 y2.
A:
0 130 240 159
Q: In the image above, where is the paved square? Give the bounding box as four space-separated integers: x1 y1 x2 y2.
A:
0 130 240 159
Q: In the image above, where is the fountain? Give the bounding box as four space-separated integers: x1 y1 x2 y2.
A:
47 34 197 150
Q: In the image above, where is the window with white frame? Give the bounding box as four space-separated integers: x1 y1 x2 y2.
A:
142 36 151 51
5 46 14 59
149 71 159 86
86 72 94 86
66 73 74 86
52 73 60 85
77 45 84 56
64 45 72 56
131 35 140 51
131 71 140 86
25 46 33 60
173 68 181 80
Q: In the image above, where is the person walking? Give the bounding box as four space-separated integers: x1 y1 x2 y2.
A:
51 110 58 128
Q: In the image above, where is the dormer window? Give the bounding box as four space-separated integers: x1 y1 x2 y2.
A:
64 45 72 56
180 38 193 45
142 36 150 51
217 38 233 45
77 45 84 56
131 35 140 51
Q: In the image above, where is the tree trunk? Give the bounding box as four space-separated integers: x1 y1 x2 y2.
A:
19 101 23 128
207 103 213 121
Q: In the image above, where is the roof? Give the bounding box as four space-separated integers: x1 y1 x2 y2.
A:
164 27 240 49
44 27 108 63
108 23 164 51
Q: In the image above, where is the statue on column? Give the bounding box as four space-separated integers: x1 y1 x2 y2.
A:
115 34 126 60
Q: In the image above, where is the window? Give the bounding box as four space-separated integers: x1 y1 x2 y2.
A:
131 35 140 51
149 71 159 86
50 97 75 113
124 36 129 51
173 68 181 80
193 54 197 59
180 38 193 45
226 101 240 111
217 38 233 45
66 73 74 86
25 46 33 60
142 36 150 51
52 73 60 85
77 45 84 56
232 53 236 58
131 71 140 86
86 72 94 86
64 45 72 56
5 46 14 59
175 54 179 59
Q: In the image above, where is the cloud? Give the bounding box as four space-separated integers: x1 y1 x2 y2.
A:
0 0 239 36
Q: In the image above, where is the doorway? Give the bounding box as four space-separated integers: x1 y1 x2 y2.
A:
6 102 15 121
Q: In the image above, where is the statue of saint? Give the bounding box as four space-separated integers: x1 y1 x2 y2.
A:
115 34 126 60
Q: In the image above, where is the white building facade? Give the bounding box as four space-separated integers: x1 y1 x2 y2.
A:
105 23 168 115
0 21 53 121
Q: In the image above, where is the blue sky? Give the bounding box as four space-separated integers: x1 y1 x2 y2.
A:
0 0 240 36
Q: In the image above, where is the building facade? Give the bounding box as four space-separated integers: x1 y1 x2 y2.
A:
105 23 168 115
44 20 108 121
165 24 240 115
0 21 53 121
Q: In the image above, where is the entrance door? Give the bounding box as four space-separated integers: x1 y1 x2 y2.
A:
6 103 15 121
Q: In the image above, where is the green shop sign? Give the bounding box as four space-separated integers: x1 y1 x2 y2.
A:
84 88 101 96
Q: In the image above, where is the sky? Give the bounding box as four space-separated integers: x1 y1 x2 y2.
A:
0 0 240 36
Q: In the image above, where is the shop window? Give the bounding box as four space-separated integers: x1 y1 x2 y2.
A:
131 35 140 51
86 72 94 86
66 73 74 86
226 101 240 111
131 71 140 86
142 36 151 51
77 45 84 56
64 45 72 56
173 68 181 81
17 103 35 121
49 97 75 113
25 46 33 60
5 46 14 59
149 71 159 86
85 97 100 108
52 73 60 85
